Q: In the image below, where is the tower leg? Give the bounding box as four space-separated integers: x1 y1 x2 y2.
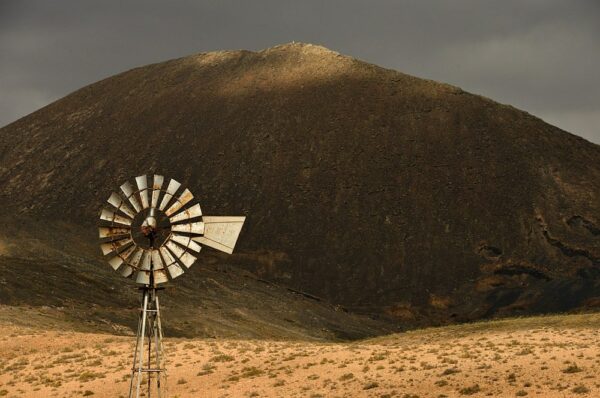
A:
128 291 144 397
128 287 166 398
153 294 165 398
136 289 149 398
147 292 152 398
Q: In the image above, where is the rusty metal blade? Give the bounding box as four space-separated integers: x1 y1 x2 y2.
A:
120 181 142 213
121 265 134 278
100 238 133 255
117 244 137 262
179 251 197 268
107 192 122 209
108 255 124 270
135 270 151 285
100 208 132 226
151 175 164 208
107 192 136 218
135 175 148 191
159 246 176 266
136 175 149 209
120 180 135 197
140 250 152 270
165 178 181 195
128 247 144 268
169 203 202 223
158 193 173 211
113 213 132 226
153 269 169 284
165 188 194 216
98 226 130 239
170 233 202 252
100 243 115 256
111 237 133 251
171 221 204 235
151 250 165 270
166 240 185 259
166 263 185 279
158 179 181 210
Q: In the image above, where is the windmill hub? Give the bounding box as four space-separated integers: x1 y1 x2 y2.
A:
141 215 156 235
142 216 157 230
131 208 171 250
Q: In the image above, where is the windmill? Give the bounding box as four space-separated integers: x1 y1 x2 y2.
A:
99 175 245 398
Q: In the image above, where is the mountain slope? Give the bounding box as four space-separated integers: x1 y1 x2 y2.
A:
0 215 395 340
0 43 598 327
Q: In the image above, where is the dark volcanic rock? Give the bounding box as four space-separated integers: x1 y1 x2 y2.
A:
0 43 599 327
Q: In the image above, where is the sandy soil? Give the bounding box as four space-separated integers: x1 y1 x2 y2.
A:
0 313 598 397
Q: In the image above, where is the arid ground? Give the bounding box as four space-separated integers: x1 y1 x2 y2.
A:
0 309 598 397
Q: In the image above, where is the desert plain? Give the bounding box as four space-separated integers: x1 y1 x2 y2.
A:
0 307 598 398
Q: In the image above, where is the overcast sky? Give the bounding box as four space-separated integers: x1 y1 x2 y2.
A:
1 1 599 143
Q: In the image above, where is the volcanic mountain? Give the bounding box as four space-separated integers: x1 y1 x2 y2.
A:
0 43 598 333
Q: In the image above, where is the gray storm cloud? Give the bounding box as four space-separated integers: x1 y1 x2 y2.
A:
1 0 598 143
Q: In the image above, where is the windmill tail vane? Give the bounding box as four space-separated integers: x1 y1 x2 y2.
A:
98 174 246 398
